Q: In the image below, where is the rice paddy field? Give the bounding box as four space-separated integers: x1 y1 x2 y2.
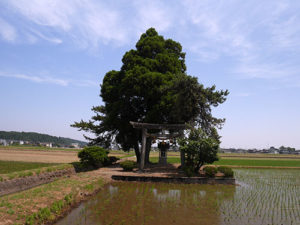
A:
56 168 300 225
149 157 300 167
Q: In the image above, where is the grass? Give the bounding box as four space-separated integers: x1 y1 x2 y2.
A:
0 170 107 224
150 157 300 167
0 160 58 174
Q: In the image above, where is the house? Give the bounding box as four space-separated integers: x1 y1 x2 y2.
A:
70 143 79 148
0 139 8 146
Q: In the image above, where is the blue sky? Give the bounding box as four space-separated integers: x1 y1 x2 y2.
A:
0 0 300 149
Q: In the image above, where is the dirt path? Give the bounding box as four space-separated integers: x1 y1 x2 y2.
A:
0 149 79 163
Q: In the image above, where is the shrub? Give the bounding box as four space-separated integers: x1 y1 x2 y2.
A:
78 146 109 168
203 166 217 177
120 160 137 171
178 127 219 175
217 166 234 177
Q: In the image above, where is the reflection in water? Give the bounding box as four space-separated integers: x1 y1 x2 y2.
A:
108 185 118 195
56 169 300 225
152 188 181 202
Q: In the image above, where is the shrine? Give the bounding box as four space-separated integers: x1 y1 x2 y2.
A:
130 121 187 171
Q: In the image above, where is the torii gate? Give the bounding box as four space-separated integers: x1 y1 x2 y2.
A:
130 121 187 171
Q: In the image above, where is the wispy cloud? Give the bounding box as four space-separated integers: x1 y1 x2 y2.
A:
180 0 300 87
0 72 98 87
0 73 69 86
0 17 17 42
133 0 172 34
29 29 62 44
4 0 128 48
1 0 300 87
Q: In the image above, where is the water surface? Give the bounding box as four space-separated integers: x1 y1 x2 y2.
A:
56 169 300 225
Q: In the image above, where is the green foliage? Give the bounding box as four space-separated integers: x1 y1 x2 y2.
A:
203 166 217 177
217 166 234 177
72 28 228 164
179 127 219 174
120 160 137 171
78 146 109 168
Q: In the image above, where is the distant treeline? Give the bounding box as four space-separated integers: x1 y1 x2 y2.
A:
0 131 86 147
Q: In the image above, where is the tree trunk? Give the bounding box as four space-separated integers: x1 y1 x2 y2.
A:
134 141 140 164
145 137 152 164
195 162 203 173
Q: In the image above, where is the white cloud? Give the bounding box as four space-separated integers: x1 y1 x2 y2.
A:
0 73 69 86
1 0 300 85
30 29 62 44
6 0 128 48
0 72 99 87
180 0 300 85
0 18 17 42
133 0 172 34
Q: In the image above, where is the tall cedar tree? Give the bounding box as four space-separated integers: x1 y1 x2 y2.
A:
72 28 228 164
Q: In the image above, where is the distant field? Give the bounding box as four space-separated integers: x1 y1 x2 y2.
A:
150 157 300 168
0 145 80 151
0 149 79 163
0 161 57 174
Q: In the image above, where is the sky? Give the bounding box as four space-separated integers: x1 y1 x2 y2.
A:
0 0 300 149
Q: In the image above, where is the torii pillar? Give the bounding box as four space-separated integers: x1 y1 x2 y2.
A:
130 121 187 171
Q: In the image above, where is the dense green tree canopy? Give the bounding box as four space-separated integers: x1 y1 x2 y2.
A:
72 28 228 163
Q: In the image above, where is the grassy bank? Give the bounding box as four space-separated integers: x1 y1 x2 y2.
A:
0 170 108 225
150 157 300 168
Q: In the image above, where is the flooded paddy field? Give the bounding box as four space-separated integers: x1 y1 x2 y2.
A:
56 169 300 225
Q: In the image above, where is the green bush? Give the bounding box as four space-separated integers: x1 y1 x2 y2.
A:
217 166 234 177
78 146 109 168
120 160 137 171
203 166 217 177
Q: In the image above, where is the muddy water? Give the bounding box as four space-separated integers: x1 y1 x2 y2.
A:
56 169 300 225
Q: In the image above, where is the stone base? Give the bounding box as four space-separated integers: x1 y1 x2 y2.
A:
111 175 235 185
